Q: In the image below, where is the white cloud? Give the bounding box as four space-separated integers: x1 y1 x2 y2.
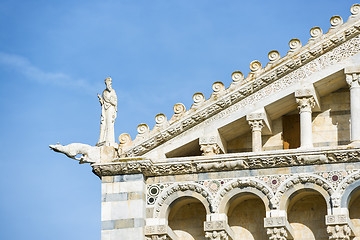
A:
0 52 100 93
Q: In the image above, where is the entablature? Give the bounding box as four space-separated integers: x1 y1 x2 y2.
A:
92 146 360 178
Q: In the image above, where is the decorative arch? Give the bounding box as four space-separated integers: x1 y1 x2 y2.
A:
153 182 213 218
215 178 273 213
339 171 360 208
274 174 334 212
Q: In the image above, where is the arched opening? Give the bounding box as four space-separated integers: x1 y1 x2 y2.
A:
287 190 328 240
227 193 267 240
168 197 206 240
349 186 360 238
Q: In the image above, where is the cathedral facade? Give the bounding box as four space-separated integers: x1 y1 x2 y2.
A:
52 4 360 240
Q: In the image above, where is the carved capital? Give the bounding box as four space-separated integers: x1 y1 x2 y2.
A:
200 144 221 156
296 96 315 113
205 230 229 240
145 235 171 240
327 224 352 240
266 227 288 240
248 119 264 132
346 73 360 88
145 225 176 240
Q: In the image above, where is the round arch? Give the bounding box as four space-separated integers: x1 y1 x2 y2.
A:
340 179 360 208
278 183 332 213
273 174 333 212
153 183 212 219
216 178 272 214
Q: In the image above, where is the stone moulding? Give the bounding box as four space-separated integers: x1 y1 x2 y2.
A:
92 147 360 177
123 12 360 157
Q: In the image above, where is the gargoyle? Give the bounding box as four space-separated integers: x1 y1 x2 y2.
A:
49 143 100 164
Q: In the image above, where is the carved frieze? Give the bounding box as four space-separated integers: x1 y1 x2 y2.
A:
92 149 360 177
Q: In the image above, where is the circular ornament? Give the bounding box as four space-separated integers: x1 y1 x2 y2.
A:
268 50 280 62
119 133 131 144
231 71 244 82
212 81 225 92
137 123 149 134
155 113 167 124
250 60 262 72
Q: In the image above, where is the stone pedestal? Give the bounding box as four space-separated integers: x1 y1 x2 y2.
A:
101 174 146 240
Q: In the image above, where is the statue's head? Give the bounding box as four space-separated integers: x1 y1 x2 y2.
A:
105 77 112 89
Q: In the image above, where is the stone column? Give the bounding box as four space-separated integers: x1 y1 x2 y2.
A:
345 67 360 145
248 119 264 152
101 174 146 240
296 97 315 148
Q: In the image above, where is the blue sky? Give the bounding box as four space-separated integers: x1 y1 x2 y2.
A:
0 1 354 239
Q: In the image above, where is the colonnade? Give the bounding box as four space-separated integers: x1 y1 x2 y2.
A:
246 68 360 152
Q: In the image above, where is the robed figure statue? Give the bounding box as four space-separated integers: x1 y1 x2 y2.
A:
97 77 117 146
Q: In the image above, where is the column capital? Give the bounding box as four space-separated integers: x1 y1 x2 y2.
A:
345 73 360 88
266 227 288 240
145 225 178 240
248 119 265 132
345 65 360 88
204 220 234 240
205 230 229 240
264 216 294 240
326 214 356 239
296 96 315 113
200 144 221 156
200 134 226 156
327 225 352 240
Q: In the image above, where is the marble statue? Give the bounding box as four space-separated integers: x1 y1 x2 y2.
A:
97 77 117 146
49 143 100 164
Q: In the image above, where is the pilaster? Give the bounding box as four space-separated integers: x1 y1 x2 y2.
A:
101 174 146 240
